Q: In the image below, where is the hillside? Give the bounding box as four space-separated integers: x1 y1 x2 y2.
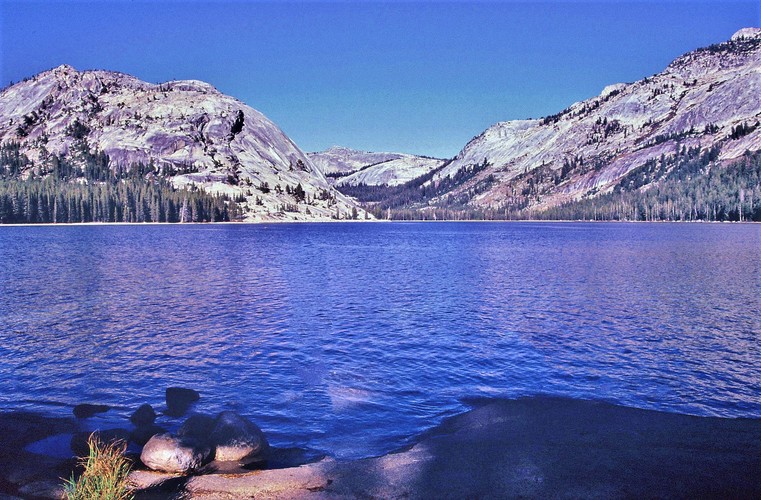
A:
0 65 366 222
308 146 445 187
357 28 761 221
3 28 758 223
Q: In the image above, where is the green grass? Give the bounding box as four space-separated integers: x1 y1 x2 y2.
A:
63 433 134 500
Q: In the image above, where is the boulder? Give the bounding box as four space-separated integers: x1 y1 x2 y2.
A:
70 429 130 457
210 411 268 462
129 424 165 446
165 387 200 416
18 480 65 499
130 404 156 426
178 414 215 442
140 433 210 473
73 403 110 419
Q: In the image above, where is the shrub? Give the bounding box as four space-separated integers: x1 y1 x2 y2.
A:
63 434 133 500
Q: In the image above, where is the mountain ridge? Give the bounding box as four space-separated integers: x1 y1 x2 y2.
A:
0 64 367 221
429 27 760 214
2 27 759 223
339 27 760 220
308 146 445 187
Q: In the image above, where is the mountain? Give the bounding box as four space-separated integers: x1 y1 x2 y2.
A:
4 28 758 224
308 146 401 177
0 65 366 222
360 28 761 221
308 146 445 186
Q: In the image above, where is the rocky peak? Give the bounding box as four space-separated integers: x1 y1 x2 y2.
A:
668 27 761 75
0 66 365 221
426 28 761 213
51 64 76 75
163 80 220 94
731 27 761 41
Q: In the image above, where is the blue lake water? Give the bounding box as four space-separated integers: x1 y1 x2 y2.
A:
1 222 760 459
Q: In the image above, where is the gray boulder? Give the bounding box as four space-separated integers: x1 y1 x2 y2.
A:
70 429 130 457
178 414 215 442
129 424 165 446
140 433 210 473
165 387 200 416
130 404 156 426
210 411 268 462
73 403 110 419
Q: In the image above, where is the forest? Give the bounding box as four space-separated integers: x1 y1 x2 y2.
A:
3 134 759 223
0 141 241 224
536 148 761 222
340 146 761 222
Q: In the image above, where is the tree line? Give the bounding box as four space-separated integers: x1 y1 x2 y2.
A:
0 141 241 224
535 149 761 222
349 146 761 222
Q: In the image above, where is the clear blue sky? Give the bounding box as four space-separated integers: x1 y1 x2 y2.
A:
0 1 758 158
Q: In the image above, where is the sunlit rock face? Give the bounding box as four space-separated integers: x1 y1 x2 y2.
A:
308 146 445 187
140 433 211 473
425 28 761 212
0 65 366 221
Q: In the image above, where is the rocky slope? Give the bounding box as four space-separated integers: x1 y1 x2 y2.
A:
425 27 761 214
0 65 366 221
308 146 445 186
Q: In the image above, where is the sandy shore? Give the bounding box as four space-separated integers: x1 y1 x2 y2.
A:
3 397 761 499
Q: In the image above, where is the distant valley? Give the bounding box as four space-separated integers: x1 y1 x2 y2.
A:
308 146 445 188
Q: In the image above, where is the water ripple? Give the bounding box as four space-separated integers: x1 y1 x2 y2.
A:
0 222 760 458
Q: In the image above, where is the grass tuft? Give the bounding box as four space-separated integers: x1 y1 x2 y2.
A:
63 433 134 500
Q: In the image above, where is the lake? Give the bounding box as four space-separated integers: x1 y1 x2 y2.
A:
0 222 759 459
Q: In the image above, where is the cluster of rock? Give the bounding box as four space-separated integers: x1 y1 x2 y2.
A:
74 387 268 474
141 410 268 473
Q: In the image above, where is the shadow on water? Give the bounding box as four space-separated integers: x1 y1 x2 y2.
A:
135 396 761 499
238 396 761 499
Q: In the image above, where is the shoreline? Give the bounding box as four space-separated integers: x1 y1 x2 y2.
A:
4 396 761 499
132 397 761 498
0 219 759 227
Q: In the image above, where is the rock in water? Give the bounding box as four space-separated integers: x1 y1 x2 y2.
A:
165 387 200 416
178 414 216 442
70 429 130 457
210 411 268 462
130 403 156 426
72 403 110 419
129 424 165 446
140 433 210 473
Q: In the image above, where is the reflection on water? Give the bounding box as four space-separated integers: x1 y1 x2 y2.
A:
0 222 760 458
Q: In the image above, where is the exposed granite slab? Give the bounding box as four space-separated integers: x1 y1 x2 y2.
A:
130 397 761 499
